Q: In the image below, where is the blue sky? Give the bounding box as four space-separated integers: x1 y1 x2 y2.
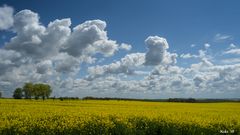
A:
0 0 240 98
1 0 240 53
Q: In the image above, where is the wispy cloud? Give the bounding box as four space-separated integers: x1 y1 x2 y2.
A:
214 33 232 42
221 58 240 64
204 43 210 49
224 48 240 55
190 44 196 48
228 43 236 49
180 53 198 59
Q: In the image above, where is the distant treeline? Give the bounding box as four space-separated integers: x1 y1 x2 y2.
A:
50 97 79 101
82 96 150 101
6 93 240 102
82 96 240 103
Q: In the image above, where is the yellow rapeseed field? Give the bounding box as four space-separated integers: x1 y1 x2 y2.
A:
0 99 239 135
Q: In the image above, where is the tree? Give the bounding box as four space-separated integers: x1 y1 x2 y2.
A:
0 91 2 98
44 84 52 99
20 82 52 100
13 88 23 99
33 83 52 100
23 83 34 99
32 84 41 100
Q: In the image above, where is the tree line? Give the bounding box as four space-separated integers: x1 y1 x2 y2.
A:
82 97 240 103
13 83 52 100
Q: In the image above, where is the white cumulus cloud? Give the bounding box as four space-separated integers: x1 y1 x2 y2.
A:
0 5 14 30
119 43 132 51
0 6 240 98
144 36 169 65
87 53 145 79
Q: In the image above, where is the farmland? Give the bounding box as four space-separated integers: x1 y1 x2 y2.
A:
0 99 239 135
